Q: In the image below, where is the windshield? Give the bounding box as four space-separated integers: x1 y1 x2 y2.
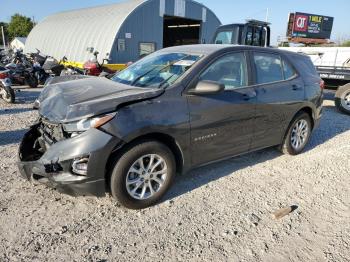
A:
112 52 202 88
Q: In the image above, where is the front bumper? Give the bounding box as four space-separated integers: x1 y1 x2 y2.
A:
18 125 121 197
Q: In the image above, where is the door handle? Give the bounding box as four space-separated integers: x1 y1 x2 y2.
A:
242 92 257 101
292 84 302 91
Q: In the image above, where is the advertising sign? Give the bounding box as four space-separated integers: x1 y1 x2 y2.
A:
287 12 334 39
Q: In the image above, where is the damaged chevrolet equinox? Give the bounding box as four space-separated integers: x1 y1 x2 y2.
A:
18 45 323 209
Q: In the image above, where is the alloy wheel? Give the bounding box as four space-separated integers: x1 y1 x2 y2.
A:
341 92 350 110
126 154 168 200
291 119 309 150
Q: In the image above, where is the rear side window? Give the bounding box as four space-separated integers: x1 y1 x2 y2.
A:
253 53 284 84
292 55 318 77
282 59 297 79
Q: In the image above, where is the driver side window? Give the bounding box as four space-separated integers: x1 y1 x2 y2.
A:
199 52 248 90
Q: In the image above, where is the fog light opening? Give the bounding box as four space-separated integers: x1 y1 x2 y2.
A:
33 174 45 181
72 157 89 176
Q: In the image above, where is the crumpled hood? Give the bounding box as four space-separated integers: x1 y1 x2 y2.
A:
39 77 164 123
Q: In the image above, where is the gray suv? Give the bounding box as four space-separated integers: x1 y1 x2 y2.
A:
18 45 323 209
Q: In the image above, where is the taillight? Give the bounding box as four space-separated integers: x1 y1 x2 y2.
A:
0 72 8 79
320 80 325 90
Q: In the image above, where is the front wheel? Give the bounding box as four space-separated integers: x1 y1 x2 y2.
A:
110 141 176 209
0 85 15 103
25 74 38 88
280 112 312 155
335 84 350 115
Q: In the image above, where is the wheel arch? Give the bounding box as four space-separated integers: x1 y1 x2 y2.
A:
296 106 315 129
105 132 185 184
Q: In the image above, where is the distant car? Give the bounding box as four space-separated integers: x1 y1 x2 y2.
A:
18 45 323 209
335 84 350 115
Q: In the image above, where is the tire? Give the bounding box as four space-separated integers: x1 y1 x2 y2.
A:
279 112 312 155
0 85 15 103
110 140 176 209
335 84 350 115
25 75 38 88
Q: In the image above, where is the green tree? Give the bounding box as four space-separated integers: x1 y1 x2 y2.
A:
341 40 350 47
7 14 34 40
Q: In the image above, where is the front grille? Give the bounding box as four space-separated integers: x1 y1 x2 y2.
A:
38 120 67 145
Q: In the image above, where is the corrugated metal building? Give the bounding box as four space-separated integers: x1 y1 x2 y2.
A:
24 0 221 64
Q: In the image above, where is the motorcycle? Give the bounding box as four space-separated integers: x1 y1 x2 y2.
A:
83 48 115 78
59 56 85 76
29 49 50 85
5 62 38 88
0 67 15 103
4 50 38 88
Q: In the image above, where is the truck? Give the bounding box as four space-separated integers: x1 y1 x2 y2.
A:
212 22 350 115
212 19 271 47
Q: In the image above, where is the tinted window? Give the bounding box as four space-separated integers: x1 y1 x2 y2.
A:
199 53 248 90
215 31 233 44
282 59 297 79
253 53 283 84
292 55 318 77
252 27 263 46
246 27 253 45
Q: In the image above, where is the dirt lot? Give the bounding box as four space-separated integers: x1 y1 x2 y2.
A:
0 87 349 262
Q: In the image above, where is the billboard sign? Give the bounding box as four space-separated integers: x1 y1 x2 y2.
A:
287 12 334 39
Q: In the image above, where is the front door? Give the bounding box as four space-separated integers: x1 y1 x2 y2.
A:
187 52 257 166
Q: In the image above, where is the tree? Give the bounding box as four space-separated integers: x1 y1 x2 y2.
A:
7 14 34 40
341 40 350 47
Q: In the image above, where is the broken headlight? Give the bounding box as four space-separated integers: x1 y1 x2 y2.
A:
62 113 116 133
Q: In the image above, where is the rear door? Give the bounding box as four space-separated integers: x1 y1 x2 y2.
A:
250 51 305 149
186 51 257 166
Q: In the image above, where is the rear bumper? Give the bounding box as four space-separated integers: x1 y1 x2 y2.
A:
18 125 121 197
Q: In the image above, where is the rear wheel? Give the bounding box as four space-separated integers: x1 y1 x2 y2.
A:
110 141 176 209
25 74 38 88
0 85 15 103
280 112 312 155
335 84 350 115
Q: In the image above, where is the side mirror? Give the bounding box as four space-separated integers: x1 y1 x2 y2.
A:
188 80 225 95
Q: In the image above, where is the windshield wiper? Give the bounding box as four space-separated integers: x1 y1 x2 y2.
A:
157 73 177 89
130 65 162 86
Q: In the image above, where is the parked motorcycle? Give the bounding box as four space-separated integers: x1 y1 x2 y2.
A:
5 62 38 88
4 50 38 88
29 49 50 85
59 56 85 76
0 49 13 65
83 48 115 78
0 67 15 103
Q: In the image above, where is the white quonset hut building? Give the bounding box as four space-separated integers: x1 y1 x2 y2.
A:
24 0 221 64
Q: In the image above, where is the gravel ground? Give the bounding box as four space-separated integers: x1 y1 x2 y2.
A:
0 87 349 262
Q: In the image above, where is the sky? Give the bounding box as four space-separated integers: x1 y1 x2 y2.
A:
0 0 349 44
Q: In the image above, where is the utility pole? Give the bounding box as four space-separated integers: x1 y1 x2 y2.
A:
265 8 269 23
1 26 6 49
